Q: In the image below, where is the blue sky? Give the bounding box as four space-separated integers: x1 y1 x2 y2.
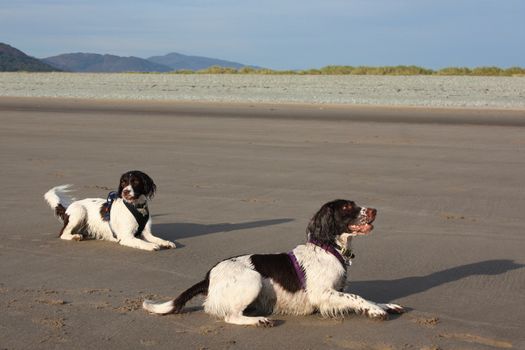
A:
1 0 523 69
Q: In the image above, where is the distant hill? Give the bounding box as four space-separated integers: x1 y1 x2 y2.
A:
147 52 251 71
43 53 172 72
0 43 60 72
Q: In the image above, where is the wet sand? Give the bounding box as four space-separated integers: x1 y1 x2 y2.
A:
1 97 524 349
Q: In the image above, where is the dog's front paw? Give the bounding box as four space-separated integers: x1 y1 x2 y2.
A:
61 234 83 241
363 305 388 320
162 241 177 249
378 303 405 314
152 244 162 251
145 244 161 251
256 317 275 328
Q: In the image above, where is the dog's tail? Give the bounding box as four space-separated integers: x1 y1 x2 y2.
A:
143 278 209 315
44 185 75 222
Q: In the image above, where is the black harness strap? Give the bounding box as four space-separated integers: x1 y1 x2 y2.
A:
123 201 150 238
102 191 119 221
103 191 149 239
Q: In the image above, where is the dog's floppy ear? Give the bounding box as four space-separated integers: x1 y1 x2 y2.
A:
307 202 337 245
139 171 157 199
117 173 127 198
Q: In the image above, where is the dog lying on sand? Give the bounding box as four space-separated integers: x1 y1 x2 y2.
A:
143 199 403 326
44 170 176 251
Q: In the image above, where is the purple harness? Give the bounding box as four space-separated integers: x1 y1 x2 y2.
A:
308 239 347 267
287 240 348 290
287 251 306 290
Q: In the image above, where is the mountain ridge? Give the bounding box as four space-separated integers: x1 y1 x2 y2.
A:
43 53 173 72
147 52 250 71
0 42 60 72
1 42 255 72
42 51 254 72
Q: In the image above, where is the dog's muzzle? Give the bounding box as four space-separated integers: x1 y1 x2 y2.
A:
348 207 376 235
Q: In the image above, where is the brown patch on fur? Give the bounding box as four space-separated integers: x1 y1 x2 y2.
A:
99 202 110 220
55 204 67 221
57 206 69 237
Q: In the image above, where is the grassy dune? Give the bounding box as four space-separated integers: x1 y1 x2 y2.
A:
171 65 525 76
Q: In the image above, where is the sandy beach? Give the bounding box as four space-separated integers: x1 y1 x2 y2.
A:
1 97 524 349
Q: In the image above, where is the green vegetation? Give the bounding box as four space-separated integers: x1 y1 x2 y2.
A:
169 65 525 76
434 67 473 76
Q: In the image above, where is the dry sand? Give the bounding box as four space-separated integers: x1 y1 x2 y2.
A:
1 73 525 109
1 97 524 349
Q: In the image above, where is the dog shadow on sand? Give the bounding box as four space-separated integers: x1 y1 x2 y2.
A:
152 218 294 243
347 259 524 302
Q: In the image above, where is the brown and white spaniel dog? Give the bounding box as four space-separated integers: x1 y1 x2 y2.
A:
143 199 403 325
44 170 175 251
